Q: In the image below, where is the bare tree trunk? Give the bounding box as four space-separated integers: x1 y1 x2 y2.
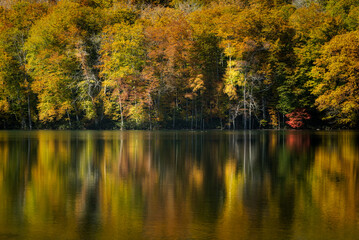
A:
243 79 247 130
249 84 252 130
209 102 212 127
278 112 281 129
195 99 197 129
148 100 152 130
157 92 161 126
74 105 80 124
186 99 188 128
262 96 266 122
173 106 176 129
149 111 152 130
118 94 124 130
249 105 252 130
282 113 285 129
200 102 203 130
27 93 32 130
228 97 231 130
21 118 26 130
66 109 71 128
173 93 177 129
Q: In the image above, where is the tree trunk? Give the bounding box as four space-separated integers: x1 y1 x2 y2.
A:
27 93 32 130
157 91 161 125
209 101 212 128
195 99 197 129
262 96 266 120
173 93 177 129
243 78 247 130
200 102 203 130
118 94 124 130
149 105 152 130
249 98 252 130
66 109 72 128
22 117 27 130
186 99 188 128
249 84 253 130
228 108 231 130
173 106 176 129
191 99 194 129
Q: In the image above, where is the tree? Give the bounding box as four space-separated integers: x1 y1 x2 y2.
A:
215 3 294 129
142 7 202 128
275 3 343 128
0 0 358 129
189 6 227 128
311 31 359 127
285 108 311 128
25 0 104 126
99 21 146 129
0 2 48 129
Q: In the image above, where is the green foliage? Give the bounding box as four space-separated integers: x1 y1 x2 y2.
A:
1 0 359 129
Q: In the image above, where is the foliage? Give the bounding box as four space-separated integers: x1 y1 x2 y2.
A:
0 0 359 129
100 20 146 128
311 31 359 127
285 108 311 128
0 1 48 128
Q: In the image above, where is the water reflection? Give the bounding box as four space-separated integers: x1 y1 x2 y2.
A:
0 130 359 239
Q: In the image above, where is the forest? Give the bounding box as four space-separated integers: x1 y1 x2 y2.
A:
0 0 359 130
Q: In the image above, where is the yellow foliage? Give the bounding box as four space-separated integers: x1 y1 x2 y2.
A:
311 31 359 126
268 108 279 128
0 99 9 112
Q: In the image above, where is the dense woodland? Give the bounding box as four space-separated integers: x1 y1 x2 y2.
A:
0 0 359 129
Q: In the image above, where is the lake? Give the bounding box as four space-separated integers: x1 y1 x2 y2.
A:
0 130 359 239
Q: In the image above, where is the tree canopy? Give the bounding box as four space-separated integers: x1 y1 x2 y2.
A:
0 0 359 129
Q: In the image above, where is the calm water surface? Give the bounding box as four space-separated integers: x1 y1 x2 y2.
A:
0 130 359 239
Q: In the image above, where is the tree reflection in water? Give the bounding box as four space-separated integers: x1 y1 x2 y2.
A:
0 130 358 239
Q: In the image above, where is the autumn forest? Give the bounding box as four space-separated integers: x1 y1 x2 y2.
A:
1 0 359 130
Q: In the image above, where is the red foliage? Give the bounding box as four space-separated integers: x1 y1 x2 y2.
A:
285 108 311 129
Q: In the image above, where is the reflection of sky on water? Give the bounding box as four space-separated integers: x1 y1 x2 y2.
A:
0 130 358 239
